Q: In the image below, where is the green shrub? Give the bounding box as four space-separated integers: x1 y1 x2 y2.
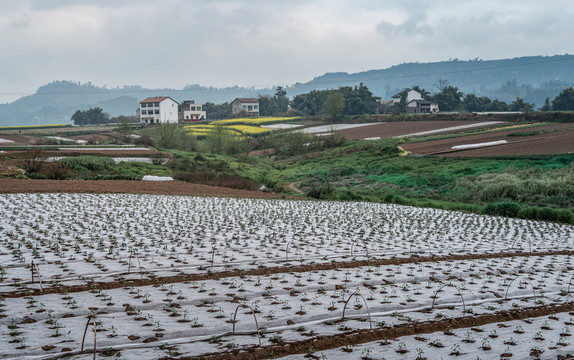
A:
337 189 364 201
27 172 47 179
142 124 197 151
483 202 521 217
59 156 115 171
518 206 574 224
378 145 401 156
556 209 574 224
41 162 73 180
518 206 539 220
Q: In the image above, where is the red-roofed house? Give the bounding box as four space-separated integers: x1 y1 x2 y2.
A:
231 98 259 116
139 97 179 125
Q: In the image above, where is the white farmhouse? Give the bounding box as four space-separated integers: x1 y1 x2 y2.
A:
406 99 439 114
231 98 259 116
139 97 179 125
178 101 206 122
391 88 424 104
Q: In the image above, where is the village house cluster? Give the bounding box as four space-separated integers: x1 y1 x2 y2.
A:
138 88 437 125
138 97 259 126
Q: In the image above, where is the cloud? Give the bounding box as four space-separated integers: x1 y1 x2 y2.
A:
0 0 573 102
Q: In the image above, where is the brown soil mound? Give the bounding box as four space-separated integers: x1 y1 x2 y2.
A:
4 149 166 158
5 249 572 299
0 179 286 199
175 301 574 360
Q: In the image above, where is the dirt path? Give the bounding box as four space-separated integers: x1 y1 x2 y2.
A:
286 181 305 195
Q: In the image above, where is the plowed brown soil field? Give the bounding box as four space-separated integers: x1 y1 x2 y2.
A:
402 123 574 156
337 120 504 140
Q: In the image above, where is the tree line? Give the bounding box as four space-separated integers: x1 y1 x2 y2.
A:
200 84 380 120
401 82 574 113
71 85 574 125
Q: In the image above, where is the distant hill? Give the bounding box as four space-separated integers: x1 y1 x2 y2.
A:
289 54 574 105
1 55 573 126
0 81 275 126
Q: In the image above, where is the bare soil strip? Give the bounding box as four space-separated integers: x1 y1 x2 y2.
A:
0 179 287 199
171 301 574 360
4 249 573 299
402 123 574 157
425 136 547 155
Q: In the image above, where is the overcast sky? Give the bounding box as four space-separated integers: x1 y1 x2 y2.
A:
1 0 573 103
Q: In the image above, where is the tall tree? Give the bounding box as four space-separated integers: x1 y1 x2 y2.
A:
71 107 109 125
292 90 330 116
552 87 574 111
510 97 534 112
430 86 464 112
323 92 344 121
203 102 231 120
258 86 289 116
116 116 133 142
539 97 551 111
274 86 289 113
257 95 280 116
433 79 449 92
464 94 492 112
484 99 510 112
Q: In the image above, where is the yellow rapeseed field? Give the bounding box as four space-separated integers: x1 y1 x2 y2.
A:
184 123 271 137
227 125 272 136
210 117 299 126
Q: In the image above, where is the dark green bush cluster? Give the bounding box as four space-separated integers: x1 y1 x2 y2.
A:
482 201 574 224
58 156 115 171
456 164 574 208
483 201 521 217
168 153 231 173
518 206 574 224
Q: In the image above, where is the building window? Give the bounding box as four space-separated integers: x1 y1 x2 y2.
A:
154 109 159 114
254 105 259 109
142 110 147 115
248 105 253 111
197 106 201 111
153 102 159 107
242 105 246 109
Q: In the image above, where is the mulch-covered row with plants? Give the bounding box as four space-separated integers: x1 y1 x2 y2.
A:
1 193 573 359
